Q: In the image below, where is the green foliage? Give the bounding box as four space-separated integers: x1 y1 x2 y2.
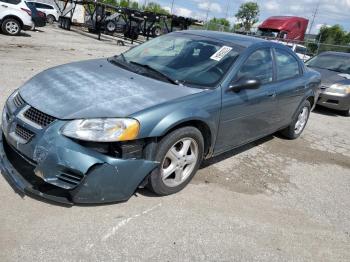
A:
144 2 169 15
316 25 350 53
100 0 117 6
205 18 231 32
235 2 259 32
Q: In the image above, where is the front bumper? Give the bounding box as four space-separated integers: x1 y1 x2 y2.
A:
0 126 158 205
317 91 350 111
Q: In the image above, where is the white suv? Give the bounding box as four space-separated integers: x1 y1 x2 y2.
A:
0 0 34 35
26 1 59 24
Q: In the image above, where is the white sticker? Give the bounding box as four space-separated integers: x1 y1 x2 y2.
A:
210 46 233 61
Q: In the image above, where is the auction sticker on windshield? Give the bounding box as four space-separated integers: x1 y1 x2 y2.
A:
210 46 233 61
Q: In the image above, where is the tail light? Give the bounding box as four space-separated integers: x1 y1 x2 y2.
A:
21 8 32 16
38 11 46 18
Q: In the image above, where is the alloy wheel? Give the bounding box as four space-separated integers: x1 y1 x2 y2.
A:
5 21 19 35
161 138 199 187
294 106 309 135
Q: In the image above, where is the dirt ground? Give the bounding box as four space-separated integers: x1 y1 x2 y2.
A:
0 26 349 262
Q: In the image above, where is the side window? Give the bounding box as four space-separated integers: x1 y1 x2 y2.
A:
237 49 273 84
6 0 21 4
275 49 300 81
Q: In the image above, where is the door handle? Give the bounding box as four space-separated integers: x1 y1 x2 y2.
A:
1 4 8 7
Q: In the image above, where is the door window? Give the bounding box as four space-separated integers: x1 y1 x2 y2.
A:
236 49 273 84
275 49 300 81
4 0 21 4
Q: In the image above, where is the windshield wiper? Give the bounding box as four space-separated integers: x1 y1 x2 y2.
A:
129 61 179 85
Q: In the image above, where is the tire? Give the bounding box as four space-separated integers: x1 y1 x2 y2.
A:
151 26 162 37
340 108 350 117
106 21 116 33
147 127 204 196
47 15 55 24
281 100 311 139
1 18 21 36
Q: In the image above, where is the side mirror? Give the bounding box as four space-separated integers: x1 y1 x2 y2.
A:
228 78 261 92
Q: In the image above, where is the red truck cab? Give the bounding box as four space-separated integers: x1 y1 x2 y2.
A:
257 16 309 41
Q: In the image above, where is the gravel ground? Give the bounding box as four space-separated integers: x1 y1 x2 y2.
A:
0 26 349 262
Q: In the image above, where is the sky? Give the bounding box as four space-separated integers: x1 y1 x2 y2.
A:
140 0 350 34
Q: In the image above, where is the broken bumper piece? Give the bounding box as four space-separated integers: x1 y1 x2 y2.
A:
0 127 158 205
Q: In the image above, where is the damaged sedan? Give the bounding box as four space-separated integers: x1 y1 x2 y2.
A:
0 31 320 205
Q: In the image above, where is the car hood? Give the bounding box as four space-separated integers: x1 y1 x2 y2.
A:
19 59 203 119
309 67 350 87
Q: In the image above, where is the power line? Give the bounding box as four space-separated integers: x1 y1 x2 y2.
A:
308 0 320 34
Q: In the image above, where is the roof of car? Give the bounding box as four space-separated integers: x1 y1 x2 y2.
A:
319 51 350 57
180 30 267 48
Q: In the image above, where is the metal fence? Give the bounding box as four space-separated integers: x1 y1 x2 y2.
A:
190 22 350 58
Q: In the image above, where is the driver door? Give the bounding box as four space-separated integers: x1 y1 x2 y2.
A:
215 48 279 153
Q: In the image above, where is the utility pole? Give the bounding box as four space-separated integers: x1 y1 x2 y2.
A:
170 0 175 15
308 1 320 35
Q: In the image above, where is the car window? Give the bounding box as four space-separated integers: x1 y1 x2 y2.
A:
275 49 300 81
5 0 21 4
306 54 350 74
236 48 273 84
36 3 52 9
295 46 306 54
121 33 242 88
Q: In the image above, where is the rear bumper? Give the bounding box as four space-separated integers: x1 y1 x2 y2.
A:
0 128 158 205
317 92 350 111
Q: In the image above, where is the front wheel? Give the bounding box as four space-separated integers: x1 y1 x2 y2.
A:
1 18 21 35
147 127 204 196
280 100 311 139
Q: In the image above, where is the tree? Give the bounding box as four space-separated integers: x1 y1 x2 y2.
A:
316 25 350 53
144 2 169 15
205 18 231 32
235 2 259 32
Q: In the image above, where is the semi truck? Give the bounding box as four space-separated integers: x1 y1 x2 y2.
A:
257 16 309 41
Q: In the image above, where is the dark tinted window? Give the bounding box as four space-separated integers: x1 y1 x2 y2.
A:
275 49 300 80
306 54 350 74
237 49 273 84
6 0 21 4
36 3 53 9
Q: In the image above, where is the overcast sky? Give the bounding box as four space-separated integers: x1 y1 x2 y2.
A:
141 0 350 34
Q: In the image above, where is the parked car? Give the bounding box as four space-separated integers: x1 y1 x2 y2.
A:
0 0 34 35
286 43 311 62
26 2 46 28
26 1 59 24
0 31 321 205
306 51 350 116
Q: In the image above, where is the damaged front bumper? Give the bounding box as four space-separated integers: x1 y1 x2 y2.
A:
0 124 158 205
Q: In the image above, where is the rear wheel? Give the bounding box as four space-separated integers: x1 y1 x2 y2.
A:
47 15 55 24
1 18 21 35
147 127 204 196
281 100 311 139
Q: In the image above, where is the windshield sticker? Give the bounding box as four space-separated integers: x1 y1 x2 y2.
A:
210 46 233 61
338 73 350 79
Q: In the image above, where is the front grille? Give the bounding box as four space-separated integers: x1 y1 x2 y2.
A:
24 107 56 128
15 124 35 142
57 172 84 187
13 93 25 108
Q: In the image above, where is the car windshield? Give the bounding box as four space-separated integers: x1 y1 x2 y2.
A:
306 54 350 74
111 33 242 88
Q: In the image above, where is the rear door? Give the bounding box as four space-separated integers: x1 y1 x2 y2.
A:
215 48 279 153
273 47 305 126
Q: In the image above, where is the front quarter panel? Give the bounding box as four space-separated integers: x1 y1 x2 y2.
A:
131 88 221 154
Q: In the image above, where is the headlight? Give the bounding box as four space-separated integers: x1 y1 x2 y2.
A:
327 84 350 95
61 118 140 142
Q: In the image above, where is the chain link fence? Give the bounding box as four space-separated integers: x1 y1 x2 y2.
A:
190 22 350 59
